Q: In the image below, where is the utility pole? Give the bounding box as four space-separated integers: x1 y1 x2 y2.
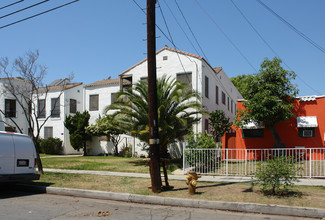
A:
147 0 162 193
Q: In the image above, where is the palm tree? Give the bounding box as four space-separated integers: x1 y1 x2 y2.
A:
105 75 203 158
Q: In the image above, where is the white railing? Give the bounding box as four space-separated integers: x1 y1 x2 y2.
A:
183 148 325 178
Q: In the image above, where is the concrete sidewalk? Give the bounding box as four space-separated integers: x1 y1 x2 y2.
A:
43 168 325 186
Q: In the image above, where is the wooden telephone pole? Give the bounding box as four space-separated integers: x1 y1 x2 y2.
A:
147 0 162 193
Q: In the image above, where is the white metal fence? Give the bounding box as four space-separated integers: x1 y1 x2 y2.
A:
183 148 325 178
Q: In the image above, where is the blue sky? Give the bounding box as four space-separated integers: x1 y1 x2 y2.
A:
0 0 324 96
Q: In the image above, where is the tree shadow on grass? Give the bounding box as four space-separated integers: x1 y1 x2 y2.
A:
261 190 303 198
165 182 237 193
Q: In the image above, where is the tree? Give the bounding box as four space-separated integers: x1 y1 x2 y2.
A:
209 110 232 143
106 75 203 189
236 57 298 148
230 74 254 100
86 115 124 156
64 111 91 155
106 75 203 158
0 50 71 174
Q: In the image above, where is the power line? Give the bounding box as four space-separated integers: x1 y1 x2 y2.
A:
174 0 208 62
0 0 79 30
0 0 50 20
256 0 325 55
0 0 24 10
194 0 257 72
132 0 238 99
161 0 201 57
157 0 188 74
230 0 321 95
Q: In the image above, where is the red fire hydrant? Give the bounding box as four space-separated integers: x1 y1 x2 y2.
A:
186 171 201 195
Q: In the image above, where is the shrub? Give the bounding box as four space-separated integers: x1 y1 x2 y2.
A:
185 132 219 172
253 156 301 195
39 137 63 155
119 145 132 158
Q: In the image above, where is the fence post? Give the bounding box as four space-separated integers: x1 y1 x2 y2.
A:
226 149 228 176
309 148 312 178
245 149 248 176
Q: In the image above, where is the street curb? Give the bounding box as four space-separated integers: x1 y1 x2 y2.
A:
22 185 325 219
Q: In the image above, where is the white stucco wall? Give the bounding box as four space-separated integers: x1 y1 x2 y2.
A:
0 79 31 134
84 82 120 154
85 83 120 125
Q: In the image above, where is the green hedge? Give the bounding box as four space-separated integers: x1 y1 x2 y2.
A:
39 137 63 155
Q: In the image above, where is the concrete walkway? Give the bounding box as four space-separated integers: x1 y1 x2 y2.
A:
35 168 325 218
43 168 325 186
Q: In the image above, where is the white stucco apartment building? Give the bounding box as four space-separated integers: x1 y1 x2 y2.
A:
120 46 242 132
116 46 242 156
34 82 84 154
0 47 242 156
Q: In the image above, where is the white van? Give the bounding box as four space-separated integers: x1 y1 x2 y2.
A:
0 131 40 182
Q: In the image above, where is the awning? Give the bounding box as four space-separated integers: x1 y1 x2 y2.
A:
297 116 318 128
241 121 265 129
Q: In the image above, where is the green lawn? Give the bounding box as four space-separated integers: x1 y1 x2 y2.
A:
31 172 325 210
41 156 182 174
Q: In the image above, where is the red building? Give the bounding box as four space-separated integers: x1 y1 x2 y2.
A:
223 96 325 152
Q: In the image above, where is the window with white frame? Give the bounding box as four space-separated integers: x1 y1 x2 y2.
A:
221 91 226 105
70 99 77 114
51 97 60 118
215 86 219 104
5 99 16 118
205 76 209 98
38 99 46 118
44 127 53 139
89 94 99 111
177 72 192 91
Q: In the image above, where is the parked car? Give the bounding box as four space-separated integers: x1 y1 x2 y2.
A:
0 131 40 182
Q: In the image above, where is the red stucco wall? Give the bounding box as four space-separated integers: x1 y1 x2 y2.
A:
223 97 325 150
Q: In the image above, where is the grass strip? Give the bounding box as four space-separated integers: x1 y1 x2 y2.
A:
31 172 325 209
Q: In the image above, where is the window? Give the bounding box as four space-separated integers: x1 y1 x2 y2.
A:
89 94 99 111
215 86 219 104
205 76 209 98
5 99 16 117
111 93 117 104
44 127 53 139
38 99 46 118
177 72 192 85
140 77 148 83
163 56 168 61
205 119 209 132
51 97 60 118
5 126 16 132
222 91 226 105
227 97 230 111
299 128 315 137
70 99 77 114
231 100 233 113
28 101 32 116
242 129 264 138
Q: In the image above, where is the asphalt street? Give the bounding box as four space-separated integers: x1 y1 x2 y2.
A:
0 186 319 220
